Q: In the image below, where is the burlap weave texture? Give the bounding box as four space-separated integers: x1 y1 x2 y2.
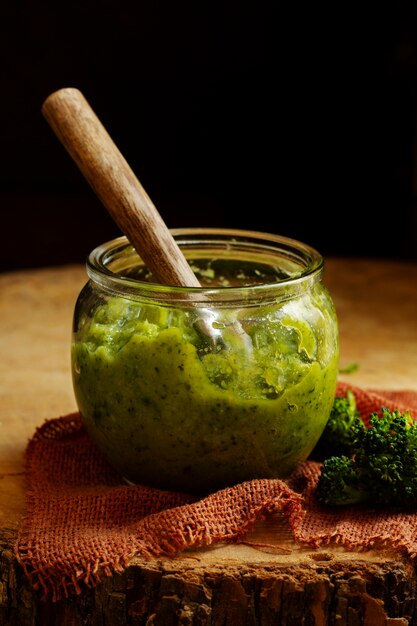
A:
15 381 417 601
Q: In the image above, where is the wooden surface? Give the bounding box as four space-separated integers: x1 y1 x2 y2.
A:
1 257 417 625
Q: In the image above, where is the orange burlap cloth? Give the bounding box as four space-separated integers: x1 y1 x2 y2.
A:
15 382 417 602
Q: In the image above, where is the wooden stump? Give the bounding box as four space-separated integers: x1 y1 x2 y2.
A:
2 520 417 625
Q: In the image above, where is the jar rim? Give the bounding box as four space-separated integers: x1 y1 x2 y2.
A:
86 228 324 303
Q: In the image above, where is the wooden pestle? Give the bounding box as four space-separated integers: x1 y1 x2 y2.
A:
42 87 252 351
41 87 201 289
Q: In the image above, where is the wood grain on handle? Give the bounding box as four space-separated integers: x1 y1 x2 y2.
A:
41 87 201 288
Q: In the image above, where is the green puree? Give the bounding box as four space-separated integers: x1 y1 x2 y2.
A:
72 289 339 494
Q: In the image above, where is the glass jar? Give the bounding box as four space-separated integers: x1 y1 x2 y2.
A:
71 228 339 494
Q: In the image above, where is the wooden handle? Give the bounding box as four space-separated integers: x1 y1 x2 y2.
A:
41 87 201 288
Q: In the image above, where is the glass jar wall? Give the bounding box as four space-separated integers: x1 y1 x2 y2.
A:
71 229 339 494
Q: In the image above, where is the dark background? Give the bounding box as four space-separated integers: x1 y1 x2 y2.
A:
2 2 417 272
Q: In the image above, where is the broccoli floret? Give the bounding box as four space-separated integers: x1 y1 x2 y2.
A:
311 389 364 460
316 455 369 505
316 408 417 507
